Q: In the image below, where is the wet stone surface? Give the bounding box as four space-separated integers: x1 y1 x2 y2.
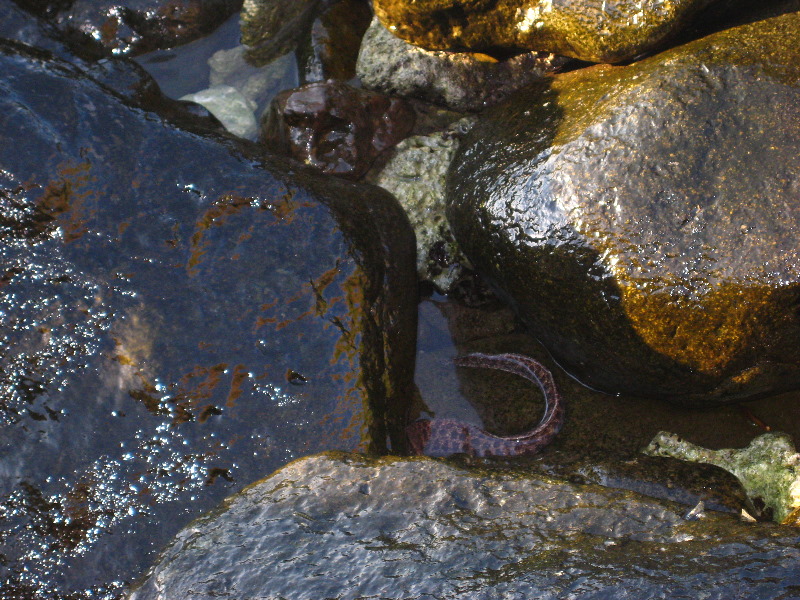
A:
372 0 719 63
356 16 567 112
366 119 476 293
297 0 372 83
239 0 319 66
0 40 416 597
262 80 416 180
128 452 800 600
447 12 800 405
16 0 243 57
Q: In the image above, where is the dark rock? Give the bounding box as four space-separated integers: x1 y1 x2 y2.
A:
0 40 416 597
297 0 372 83
262 80 416 180
372 0 721 63
356 16 567 112
17 0 242 57
447 12 800 404
127 453 800 600
240 0 319 66
0 0 76 58
1 0 232 137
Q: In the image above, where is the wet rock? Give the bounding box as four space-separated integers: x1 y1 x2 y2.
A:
240 0 318 66
372 0 719 63
18 0 243 57
645 432 800 525
356 16 567 112
0 41 416 597
128 452 800 600
367 119 475 293
0 0 74 59
262 80 415 180
297 0 372 83
447 12 800 404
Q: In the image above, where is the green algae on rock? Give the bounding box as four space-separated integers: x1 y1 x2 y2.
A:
645 432 800 525
372 0 719 63
447 12 800 404
367 119 476 293
128 452 800 599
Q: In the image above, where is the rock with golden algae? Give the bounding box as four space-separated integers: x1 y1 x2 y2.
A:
447 12 800 404
645 432 800 525
373 0 719 63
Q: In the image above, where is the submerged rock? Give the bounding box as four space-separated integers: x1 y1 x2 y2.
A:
0 40 416 597
372 0 718 63
180 84 259 138
645 432 800 525
262 80 415 179
356 16 566 112
208 46 299 123
128 452 800 600
447 12 800 404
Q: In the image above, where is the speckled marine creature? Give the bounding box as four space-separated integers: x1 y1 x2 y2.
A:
407 352 565 457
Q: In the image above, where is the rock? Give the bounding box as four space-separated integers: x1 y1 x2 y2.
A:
180 84 259 138
262 80 415 180
356 16 567 112
297 0 372 83
17 0 243 57
0 40 416 597
372 0 721 63
207 46 299 123
367 119 475 292
645 432 800 525
447 12 800 404
240 0 318 66
0 0 74 59
128 452 800 600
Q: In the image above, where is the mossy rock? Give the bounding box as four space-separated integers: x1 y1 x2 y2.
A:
373 0 720 63
447 12 800 404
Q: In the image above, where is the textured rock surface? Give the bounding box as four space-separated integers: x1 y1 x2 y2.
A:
298 0 372 83
372 0 717 63
356 16 566 112
447 12 800 404
0 40 416 597
128 453 800 600
240 0 318 65
645 432 800 525
367 119 475 292
18 0 242 56
262 80 416 179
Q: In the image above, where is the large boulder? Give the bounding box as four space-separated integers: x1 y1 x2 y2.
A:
0 40 416 597
17 0 242 56
447 12 800 404
128 453 800 599
372 0 721 63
